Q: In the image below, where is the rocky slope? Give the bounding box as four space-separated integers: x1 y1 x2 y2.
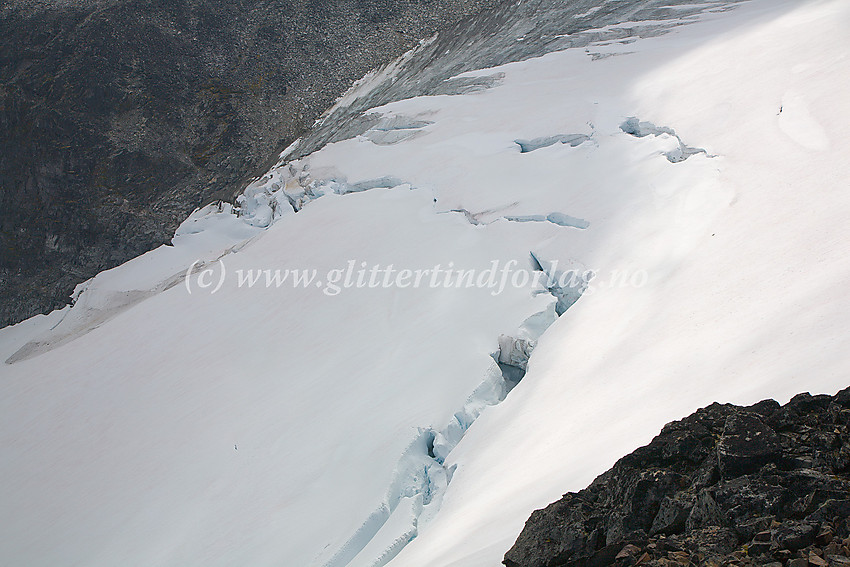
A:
504 388 850 567
0 0 501 326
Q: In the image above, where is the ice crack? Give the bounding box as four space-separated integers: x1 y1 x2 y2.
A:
446 208 589 230
320 252 588 567
620 116 714 163
514 133 591 153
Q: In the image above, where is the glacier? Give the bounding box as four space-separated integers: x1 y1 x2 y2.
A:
1 0 850 566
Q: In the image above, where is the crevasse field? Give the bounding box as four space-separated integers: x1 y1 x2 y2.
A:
1 0 849 566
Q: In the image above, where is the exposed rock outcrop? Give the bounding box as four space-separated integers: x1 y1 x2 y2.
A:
505 387 850 567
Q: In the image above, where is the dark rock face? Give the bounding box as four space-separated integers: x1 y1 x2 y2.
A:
0 0 501 327
504 388 850 567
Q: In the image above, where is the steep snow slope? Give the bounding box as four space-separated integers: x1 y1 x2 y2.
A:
384 1 850 566
0 186 571 567
1 0 849 566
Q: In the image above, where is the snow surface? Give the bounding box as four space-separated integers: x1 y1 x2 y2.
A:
1 0 849 566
